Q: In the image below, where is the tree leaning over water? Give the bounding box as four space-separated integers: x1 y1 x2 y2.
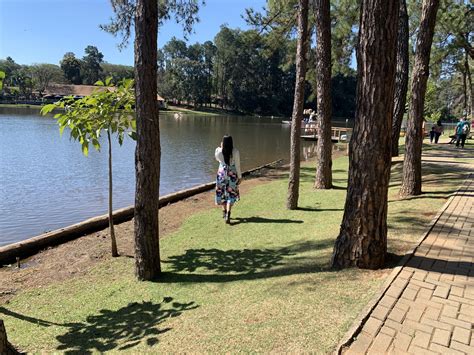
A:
314 0 332 189
331 0 399 269
400 0 440 197
391 0 409 158
134 0 162 280
287 0 309 210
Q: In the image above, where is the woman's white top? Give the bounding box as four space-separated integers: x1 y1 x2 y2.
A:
215 147 242 179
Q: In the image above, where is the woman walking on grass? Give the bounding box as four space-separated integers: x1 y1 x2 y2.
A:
215 135 242 224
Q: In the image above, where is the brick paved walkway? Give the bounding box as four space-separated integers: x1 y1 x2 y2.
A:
345 174 474 354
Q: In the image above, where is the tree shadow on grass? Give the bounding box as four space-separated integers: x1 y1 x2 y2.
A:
161 240 336 283
230 217 303 226
1 298 198 353
296 206 343 212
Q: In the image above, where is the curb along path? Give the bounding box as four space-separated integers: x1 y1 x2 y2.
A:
345 174 474 354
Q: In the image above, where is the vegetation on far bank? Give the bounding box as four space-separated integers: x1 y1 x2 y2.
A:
1 146 470 353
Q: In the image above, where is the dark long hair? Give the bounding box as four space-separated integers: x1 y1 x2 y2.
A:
222 135 233 165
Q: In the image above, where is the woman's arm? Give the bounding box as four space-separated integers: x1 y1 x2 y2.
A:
215 147 224 163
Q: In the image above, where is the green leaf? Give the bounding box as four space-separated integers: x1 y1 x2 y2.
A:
40 104 57 115
81 142 89 156
128 131 137 141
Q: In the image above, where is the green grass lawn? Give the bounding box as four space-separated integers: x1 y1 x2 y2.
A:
1 147 470 353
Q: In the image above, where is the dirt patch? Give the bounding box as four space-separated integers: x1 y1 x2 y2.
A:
0 164 292 304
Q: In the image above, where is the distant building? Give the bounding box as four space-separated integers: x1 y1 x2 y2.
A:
43 84 166 108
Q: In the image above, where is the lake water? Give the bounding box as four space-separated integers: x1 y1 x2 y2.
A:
0 107 335 246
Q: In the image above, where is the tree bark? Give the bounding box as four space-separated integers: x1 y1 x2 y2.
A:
134 0 161 280
287 0 309 210
0 320 18 355
391 0 409 157
399 0 440 197
465 43 473 120
107 130 118 257
314 0 333 189
463 65 468 116
331 0 399 269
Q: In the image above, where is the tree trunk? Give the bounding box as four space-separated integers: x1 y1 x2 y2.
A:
314 0 333 189
134 0 161 280
391 0 409 157
107 130 119 257
331 0 399 269
464 44 473 120
463 66 468 116
287 0 309 210
0 320 18 355
399 0 440 197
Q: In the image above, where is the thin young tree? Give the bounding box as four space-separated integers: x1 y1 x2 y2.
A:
134 0 162 280
314 0 332 189
399 0 440 197
331 0 399 269
287 0 309 210
41 79 135 258
391 0 409 157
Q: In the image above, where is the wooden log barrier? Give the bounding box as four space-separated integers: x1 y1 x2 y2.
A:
0 159 282 265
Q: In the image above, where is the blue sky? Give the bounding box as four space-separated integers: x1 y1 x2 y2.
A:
0 0 267 66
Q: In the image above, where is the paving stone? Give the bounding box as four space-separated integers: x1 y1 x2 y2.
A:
416 288 433 300
452 327 471 345
440 316 472 330
388 307 407 323
398 269 414 280
410 279 436 290
433 285 450 298
363 317 383 336
412 330 431 349
459 303 473 316
419 317 453 331
379 326 397 337
450 286 465 297
405 306 424 323
423 306 441 320
457 313 472 323
450 340 474 354
392 331 413 352
449 294 474 306
429 342 464 355
432 328 451 347
411 271 427 281
384 319 403 332
441 304 459 318
371 305 390 321
407 344 434 355
345 332 373 355
379 295 398 309
401 287 418 301
367 332 393 355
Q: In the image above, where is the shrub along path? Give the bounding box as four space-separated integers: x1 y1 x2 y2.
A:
0 143 472 353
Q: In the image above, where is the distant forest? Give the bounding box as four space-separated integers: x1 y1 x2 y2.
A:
0 0 471 120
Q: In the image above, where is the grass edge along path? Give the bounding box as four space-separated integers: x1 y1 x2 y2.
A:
1 145 471 353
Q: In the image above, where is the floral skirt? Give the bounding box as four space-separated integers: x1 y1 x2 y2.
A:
215 163 240 205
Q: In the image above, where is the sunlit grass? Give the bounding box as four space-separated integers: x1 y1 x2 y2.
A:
1 145 468 353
